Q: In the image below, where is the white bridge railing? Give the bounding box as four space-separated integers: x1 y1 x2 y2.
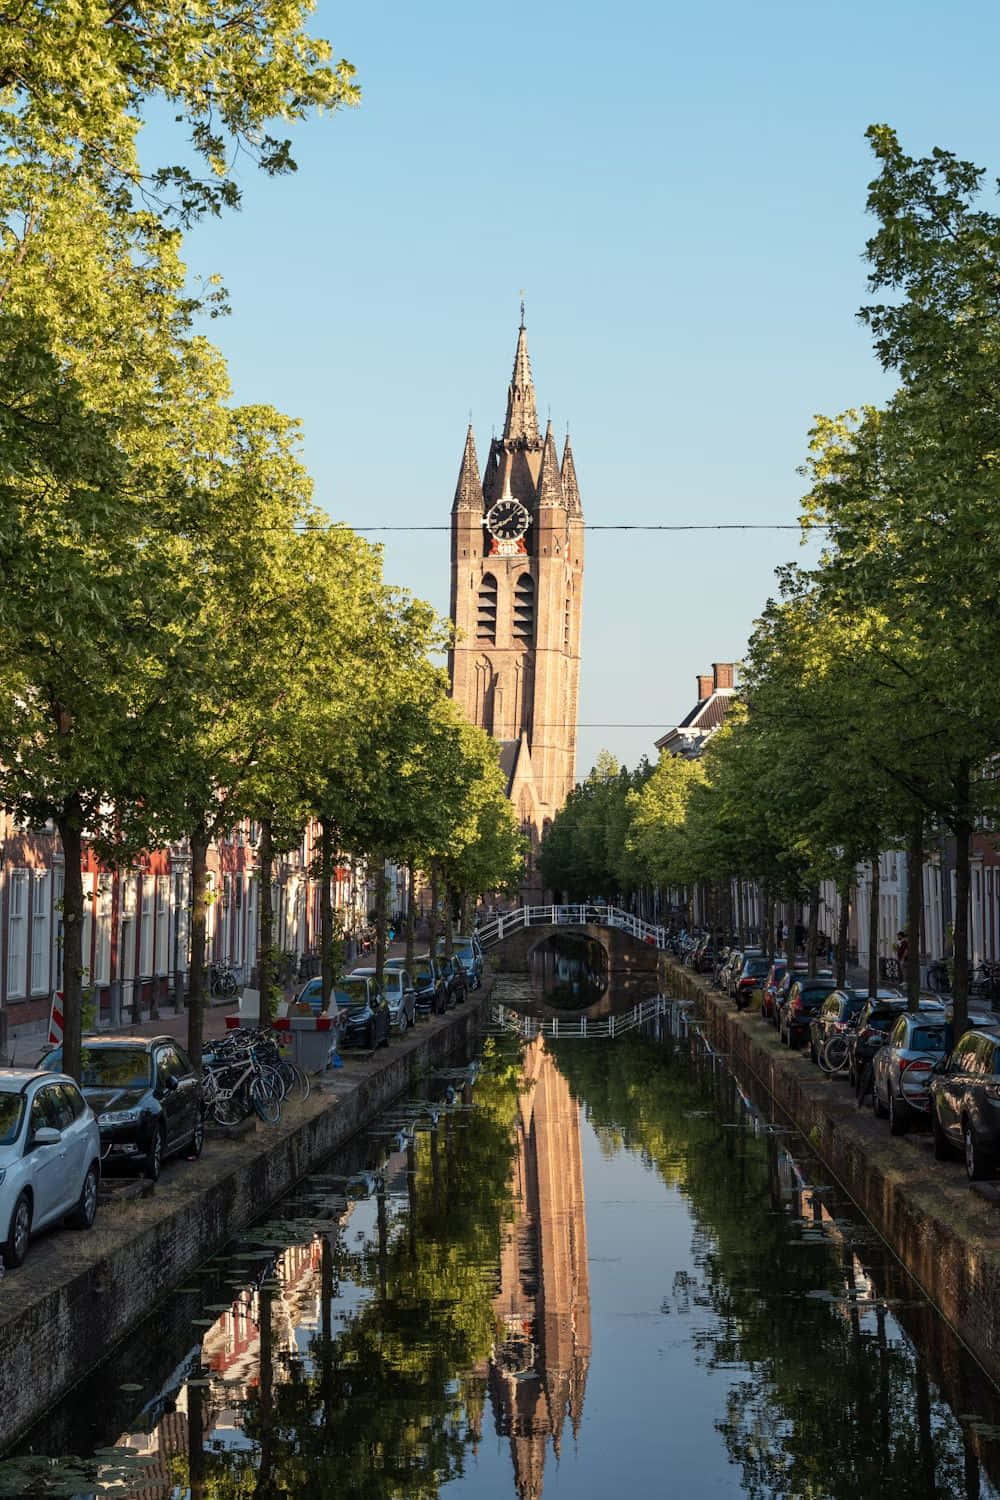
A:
490 995 685 1041
476 904 666 951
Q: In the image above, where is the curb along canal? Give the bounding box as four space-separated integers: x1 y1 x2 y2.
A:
2 988 1000 1498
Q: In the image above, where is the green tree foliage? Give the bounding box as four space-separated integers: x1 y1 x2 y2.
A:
538 753 651 902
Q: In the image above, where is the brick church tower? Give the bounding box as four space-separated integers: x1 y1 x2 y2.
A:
449 315 584 879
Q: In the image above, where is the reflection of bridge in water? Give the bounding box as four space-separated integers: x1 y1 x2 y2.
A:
489 1038 591 1500
491 995 692 1041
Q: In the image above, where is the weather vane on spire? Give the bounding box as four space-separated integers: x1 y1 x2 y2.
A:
519 289 526 328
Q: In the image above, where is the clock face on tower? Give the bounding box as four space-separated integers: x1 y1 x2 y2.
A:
485 498 530 554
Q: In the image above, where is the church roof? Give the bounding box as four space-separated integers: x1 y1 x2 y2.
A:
561 435 582 517
536 422 564 509
452 424 482 513
504 320 541 445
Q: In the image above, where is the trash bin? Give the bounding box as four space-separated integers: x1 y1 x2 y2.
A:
272 1013 338 1073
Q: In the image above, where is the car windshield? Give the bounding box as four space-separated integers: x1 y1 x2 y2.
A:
869 1011 901 1032
0 1092 25 1146
382 973 401 994
73 1047 150 1089
335 980 368 1010
910 1026 946 1052
744 960 770 976
413 965 434 985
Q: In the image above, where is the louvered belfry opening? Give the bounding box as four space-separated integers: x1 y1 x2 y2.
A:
513 572 535 645
477 572 498 643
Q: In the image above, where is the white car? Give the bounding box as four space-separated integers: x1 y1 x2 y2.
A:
0 1068 101 1268
351 967 417 1033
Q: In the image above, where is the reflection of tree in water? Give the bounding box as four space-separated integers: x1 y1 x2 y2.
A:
548 1036 998 1500
529 935 607 1010
192 1038 524 1499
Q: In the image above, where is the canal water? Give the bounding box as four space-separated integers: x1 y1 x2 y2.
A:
3 968 1000 1497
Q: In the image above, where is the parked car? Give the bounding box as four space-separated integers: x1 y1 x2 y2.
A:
436 954 468 1007
808 988 871 1065
930 1027 1000 1178
351 966 416 1033
773 968 832 1033
733 953 771 1010
389 954 447 1015
760 960 790 1022
336 976 391 1049
42 1035 204 1181
779 976 840 1047
846 996 940 1087
874 1009 997 1135
444 935 484 990
295 976 338 1017
0 1068 101 1268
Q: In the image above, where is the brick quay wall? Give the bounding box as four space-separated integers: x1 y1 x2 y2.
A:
662 959 1000 1385
0 990 490 1450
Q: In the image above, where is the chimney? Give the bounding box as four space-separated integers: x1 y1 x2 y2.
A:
713 662 734 691
697 673 714 701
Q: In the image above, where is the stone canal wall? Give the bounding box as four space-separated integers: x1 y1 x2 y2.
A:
0 993 489 1450
662 959 1000 1384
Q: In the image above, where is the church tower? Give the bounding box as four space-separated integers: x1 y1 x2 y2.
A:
449 317 584 861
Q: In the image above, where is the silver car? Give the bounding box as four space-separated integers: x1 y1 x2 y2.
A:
0 1068 101 1268
351 967 416 1033
873 1009 997 1135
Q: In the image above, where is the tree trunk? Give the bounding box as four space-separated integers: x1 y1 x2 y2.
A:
320 815 335 1011
836 875 850 988
906 815 924 1012
428 861 440 960
405 863 416 972
187 824 210 1070
806 888 820 977
868 857 880 999
56 793 86 1084
953 761 972 1035
257 816 275 1028
374 854 387 988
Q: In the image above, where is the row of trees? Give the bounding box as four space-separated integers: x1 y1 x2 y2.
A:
0 5 522 1083
542 126 1000 1032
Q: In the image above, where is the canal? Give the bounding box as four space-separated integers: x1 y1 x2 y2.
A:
3 963 1000 1497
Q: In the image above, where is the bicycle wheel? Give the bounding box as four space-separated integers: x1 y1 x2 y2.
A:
211 1089 249 1127
250 1075 281 1124
280 1060 311 1103
821 1034 849 1074
223 973 238 998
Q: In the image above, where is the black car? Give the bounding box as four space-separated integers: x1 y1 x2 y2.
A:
437 954 468 1007
41 1035 203 1181
334 976 391 1050
930 1027 1000 1179
808 989 869 1065
779 977 839 1047
771 967 826 1031
846 997 941 1087
401 954 447 1015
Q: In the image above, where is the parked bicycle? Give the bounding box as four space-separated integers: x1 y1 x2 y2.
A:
209 961 239 998
201 1027 309 1126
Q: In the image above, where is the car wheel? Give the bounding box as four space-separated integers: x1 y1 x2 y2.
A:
4 1191 32 1268
381 1019 390 1048
67 1163 99 1229
809 1040 818 1065
398 1009 408 1035
144 1124 165 1181
873 1081 888 1119
189 1112 205 1159
932 1109 953 1160
366 1022 375 1050
965 1121 994 1181
888 1090 908 1136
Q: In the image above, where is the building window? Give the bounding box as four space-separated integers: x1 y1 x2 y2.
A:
155 876 169 975
7 869 28 999
95 876 112 986
31 871 51 996
205 873 217 961
476 573 498 643
52 867 64 992
81 872 95 983
513 573 534 645
140 875 154 977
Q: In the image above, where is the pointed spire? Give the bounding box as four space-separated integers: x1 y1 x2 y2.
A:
536 420 564 508
452 424 483 513
503 321 540 443
561 433 582 516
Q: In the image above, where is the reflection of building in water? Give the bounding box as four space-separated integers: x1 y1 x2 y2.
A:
490 1037 591 1500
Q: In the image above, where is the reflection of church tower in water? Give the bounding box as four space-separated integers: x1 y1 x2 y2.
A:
489 1038 591 1500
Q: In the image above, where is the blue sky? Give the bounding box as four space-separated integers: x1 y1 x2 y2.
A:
157 0 1000 777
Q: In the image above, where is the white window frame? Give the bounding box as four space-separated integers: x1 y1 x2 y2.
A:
139 874 154 978
7 868 29 1000
80 871 96 984
205 872 216 961
30 870 51 996
95 875 113 986
155 875 169 976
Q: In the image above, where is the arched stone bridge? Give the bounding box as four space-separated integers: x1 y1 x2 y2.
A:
477 904 665 975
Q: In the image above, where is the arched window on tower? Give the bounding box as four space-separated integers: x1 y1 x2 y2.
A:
513 573 535 646
477 573 498 644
